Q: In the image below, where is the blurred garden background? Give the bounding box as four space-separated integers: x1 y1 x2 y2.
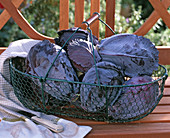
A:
0 0 169 47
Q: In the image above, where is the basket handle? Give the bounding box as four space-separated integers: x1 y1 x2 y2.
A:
81 12 100 29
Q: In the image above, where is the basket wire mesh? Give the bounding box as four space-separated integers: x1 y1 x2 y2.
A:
9 13 168 123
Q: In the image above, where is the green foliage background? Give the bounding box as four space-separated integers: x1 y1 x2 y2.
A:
0 0 169 47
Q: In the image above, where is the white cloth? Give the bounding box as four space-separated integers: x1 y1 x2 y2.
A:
0 39 92 138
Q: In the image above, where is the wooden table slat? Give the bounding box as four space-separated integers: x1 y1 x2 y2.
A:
61 113 170 125
86 123 170 138
137 114 170 123
158 97 170 105
152 105 170 114
163 88 170 96
165 77 170 87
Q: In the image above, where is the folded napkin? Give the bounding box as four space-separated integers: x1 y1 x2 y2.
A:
0 39 92 138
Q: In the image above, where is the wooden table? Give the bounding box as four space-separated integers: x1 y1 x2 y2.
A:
63 77 170 138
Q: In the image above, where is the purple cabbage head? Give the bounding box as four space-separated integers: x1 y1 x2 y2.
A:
108 75 159 120
56 27 99 48
98 34 159 77
80 61 125 112
67 39 101 73
26 40 79 101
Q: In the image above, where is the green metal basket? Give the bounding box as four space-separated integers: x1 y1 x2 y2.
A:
9 13 168 122
9 57 168 123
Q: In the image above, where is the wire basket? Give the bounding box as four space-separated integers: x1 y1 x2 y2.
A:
9 57 167 123
9 13 168 123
